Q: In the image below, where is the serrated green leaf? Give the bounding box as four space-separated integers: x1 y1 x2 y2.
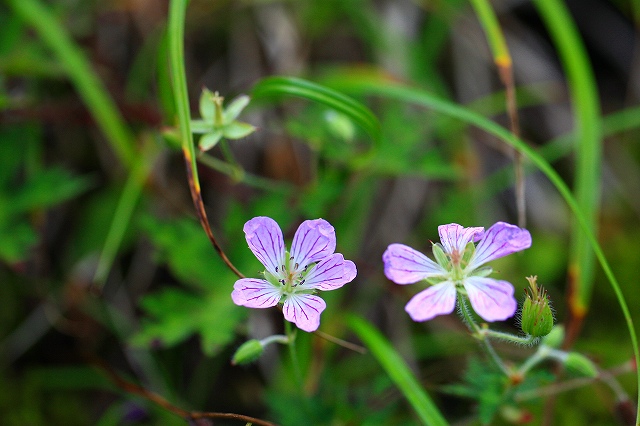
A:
10 167 93 213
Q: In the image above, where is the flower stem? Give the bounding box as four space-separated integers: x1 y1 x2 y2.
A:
481 329 539 346
458 294 511 376
284 320 304 393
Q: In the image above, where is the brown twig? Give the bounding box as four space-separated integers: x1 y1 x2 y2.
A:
498 61 526 229
92 357 276 425
182 147 245 279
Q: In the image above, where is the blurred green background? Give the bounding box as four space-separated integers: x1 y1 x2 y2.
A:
1 0 639 424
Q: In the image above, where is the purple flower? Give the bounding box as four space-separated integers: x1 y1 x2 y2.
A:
383 222 531 322
232 217 357 332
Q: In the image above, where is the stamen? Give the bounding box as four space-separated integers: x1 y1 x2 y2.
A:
294 263 299 270
275 266 279 272
299 279 305 285
290 256 294 261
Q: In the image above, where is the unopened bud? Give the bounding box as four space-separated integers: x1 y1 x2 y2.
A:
231 339 264 365
521 276 554 337
564 352 598 378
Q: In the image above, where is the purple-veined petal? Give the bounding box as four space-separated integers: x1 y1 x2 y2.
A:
301 253 357 291
383 244 446 284
464 276 517 322
438 223 484 255
282 294 326 332
290 219 336 270
404 281 457 322
467 222 532 270
244 217 286 275
231 278 282 308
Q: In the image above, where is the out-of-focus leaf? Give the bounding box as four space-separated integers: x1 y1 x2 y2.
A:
10 167 93 213
222 121 256 139
252 76 382 144
135 216 245 355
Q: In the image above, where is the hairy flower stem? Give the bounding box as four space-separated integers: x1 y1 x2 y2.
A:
458 294 511 376
480 329 539 346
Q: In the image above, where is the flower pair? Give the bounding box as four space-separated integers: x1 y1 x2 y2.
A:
232 218 531 332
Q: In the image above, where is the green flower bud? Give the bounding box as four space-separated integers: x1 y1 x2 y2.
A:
521 276 554 337
231 339 264 366
564 352 598 378
542 325 564 348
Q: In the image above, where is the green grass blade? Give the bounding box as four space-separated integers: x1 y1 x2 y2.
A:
534 0 602 325
7 0 137 169
251 76 382 144
347 315 449 426
328 76 639 417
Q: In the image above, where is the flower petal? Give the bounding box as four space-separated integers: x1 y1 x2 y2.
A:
438 223 484 255
405 281 457 321
464 277 517 322
468 222 532 270
290 219 336 269
244 217 286 275
301 253 357 291
282 294 326 332
383 244 446 284
231 278 281 308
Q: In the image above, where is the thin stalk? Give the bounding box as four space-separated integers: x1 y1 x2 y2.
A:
481 329 538 346
167 0 244 278
458 295 510 376
469 0 526 227
534 0 602 344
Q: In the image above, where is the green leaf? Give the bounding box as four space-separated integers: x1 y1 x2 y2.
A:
252 76 382 144
223 94 251 122
199 87 216 122
10 167 93 213
198 131 223 152
135 216 244 355
222 121 256 139
347 315 448 426
190 119 212 134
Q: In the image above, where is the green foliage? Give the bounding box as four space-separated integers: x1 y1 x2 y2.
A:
132 216 245 355
0 125 92 263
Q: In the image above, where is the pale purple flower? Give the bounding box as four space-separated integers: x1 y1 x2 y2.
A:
232 217 357 332
383 222 531 322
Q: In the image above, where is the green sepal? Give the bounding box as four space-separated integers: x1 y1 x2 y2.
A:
432 243 449 269
461 241 476 266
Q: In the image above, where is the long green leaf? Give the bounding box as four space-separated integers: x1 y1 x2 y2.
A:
252 76 382 144
347 315 448 426
534 0 602 324
7 0 137 169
